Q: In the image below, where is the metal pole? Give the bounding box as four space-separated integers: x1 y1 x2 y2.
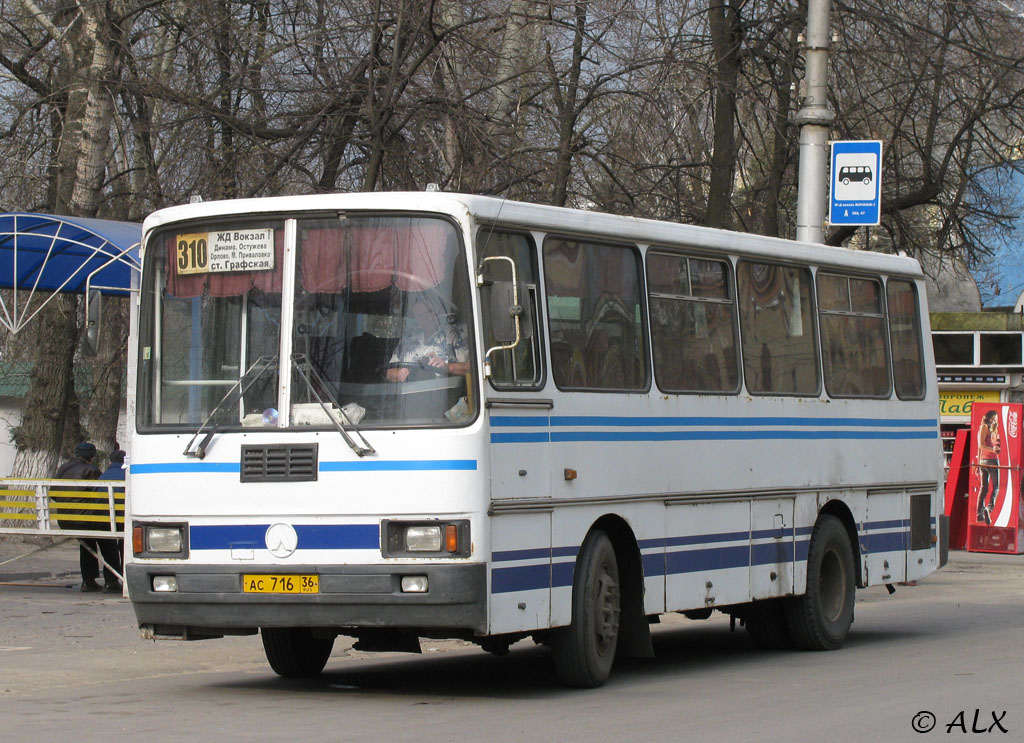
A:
795 0 834 244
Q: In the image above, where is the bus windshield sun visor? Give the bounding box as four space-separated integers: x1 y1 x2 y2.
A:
182 355 280 459
290 353 375 457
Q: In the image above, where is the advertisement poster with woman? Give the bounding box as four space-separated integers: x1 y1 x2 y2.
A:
968 403 1024 553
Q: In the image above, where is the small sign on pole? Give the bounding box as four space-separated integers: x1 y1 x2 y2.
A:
829 140 882 226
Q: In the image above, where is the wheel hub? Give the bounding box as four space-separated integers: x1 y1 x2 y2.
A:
594 567 621 653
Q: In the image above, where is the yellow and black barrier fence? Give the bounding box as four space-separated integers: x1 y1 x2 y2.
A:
0 478 124 538
0 478 125 583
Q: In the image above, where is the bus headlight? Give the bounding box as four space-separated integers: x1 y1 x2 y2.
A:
148 527 183 552
405 525 442 552
382 520 471 557
133 522 189 558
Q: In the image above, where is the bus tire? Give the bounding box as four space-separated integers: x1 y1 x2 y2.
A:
550 530 621 688
261 627 335 677
785 514 855 650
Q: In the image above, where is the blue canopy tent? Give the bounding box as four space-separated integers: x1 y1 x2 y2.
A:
0 213 141 334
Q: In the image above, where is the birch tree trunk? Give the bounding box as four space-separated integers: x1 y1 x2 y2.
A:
10 0 124 479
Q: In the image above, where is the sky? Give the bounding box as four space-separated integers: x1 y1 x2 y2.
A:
974 167 1024 308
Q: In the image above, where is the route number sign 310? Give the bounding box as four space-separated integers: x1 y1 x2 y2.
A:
176 228 276 275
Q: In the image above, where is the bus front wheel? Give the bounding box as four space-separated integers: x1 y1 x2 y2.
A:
785 514 855 650
550 530 621 688
261 627 335 677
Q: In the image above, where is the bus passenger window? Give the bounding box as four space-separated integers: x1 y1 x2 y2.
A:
817 274 891 398
647 252 738 393
477 230 542 388
737 261 819 395
544 238 646 391
886 279 926 400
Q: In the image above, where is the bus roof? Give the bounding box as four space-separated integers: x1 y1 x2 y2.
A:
142 192 923 279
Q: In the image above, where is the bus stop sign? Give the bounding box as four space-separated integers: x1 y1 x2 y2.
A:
829 140 882 226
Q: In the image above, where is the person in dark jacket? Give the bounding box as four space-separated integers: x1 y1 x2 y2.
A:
54 442 121 593
99 449 126 481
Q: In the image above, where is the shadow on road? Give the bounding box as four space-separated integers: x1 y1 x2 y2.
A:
209 617 922 699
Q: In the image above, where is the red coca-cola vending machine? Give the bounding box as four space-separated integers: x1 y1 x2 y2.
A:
967 403 1024 554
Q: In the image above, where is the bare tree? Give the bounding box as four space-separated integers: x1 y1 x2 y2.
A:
1 0 1024 478
826 0 1024 266
704 0 745 228
1 0 129 476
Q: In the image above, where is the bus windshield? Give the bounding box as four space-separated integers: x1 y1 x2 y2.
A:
138 214 475 431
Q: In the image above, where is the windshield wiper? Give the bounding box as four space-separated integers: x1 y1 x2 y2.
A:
182 355 279 459
290 353 375 457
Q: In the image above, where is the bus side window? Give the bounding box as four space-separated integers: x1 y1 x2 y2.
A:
737 261 819 396
886 279 926 400
647 251 739 393
543 238 646 391
817 274 891 398
478 229 543 388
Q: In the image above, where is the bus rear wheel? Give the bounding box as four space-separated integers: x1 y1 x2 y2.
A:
551 530 621 688
261 627 335 677
785 514 855 650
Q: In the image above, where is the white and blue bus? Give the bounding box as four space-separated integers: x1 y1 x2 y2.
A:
125 192 946 687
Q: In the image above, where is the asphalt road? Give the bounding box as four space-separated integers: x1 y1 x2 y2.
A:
1 539 1021 743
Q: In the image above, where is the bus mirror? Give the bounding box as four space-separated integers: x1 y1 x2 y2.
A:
490 280 532 343
84 289 102 357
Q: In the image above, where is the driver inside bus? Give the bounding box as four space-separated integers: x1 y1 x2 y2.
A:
385 294 469 382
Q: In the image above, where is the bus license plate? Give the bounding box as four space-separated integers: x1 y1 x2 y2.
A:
242 574 319 594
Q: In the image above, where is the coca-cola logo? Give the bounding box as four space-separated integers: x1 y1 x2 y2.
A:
1009 409 1019 440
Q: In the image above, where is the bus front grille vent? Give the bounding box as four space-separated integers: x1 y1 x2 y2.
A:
240 444 318 482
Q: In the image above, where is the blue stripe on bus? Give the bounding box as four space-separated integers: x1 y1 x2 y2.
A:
489 414 938 444
665 544 753 575
132 462 241 474
752 541 795 565
862 530 909 553
548 430 936 443
552 561 575 588
490 432 550 444
320 459 477 472
294 524 380 549
134 460 477 474
492 541 804 592
491 524 913 592
493 547 551 562
662 531 749 548
191 524 265 548
546 415 937 428
489 416 551 427
190 523 379 550
642 552 666 576
492 563 549 593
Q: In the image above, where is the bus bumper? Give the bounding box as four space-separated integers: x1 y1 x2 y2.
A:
126 562 487 637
